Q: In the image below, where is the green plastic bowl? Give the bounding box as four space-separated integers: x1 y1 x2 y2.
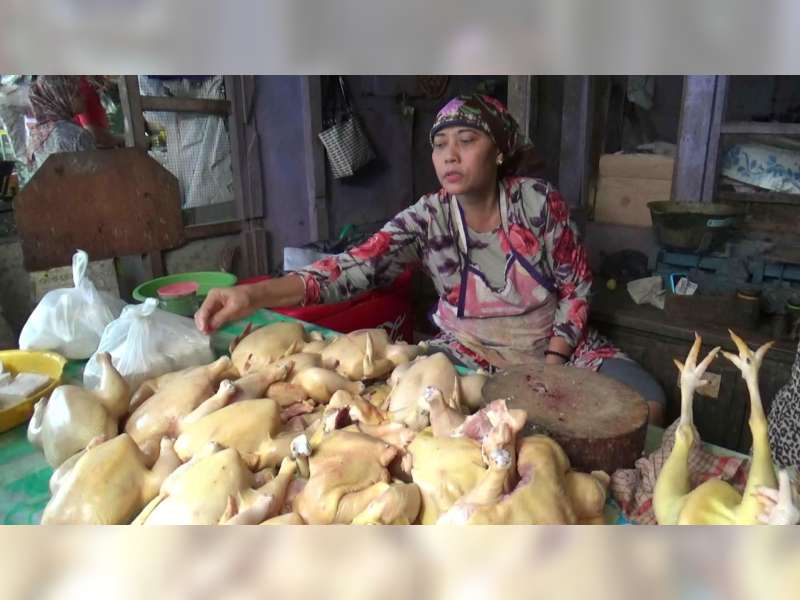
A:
132 272 238 302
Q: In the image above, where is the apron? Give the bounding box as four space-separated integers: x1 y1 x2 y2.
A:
432 183 559 369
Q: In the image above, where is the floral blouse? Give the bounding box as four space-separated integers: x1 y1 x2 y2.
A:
294 177 623 371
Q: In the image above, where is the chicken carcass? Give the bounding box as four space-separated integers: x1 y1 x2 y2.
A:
261 511 306 525
230 322 319 375
408 429 487 523
125 357 286 461
437 433 608 525
265 352 366 406
291 367 365 403
350 481 422 525
387 353 487 430
174 397 287 470
327 389 386 426
41 434 180 524
320 329 420 381
293 429 400 524
27 352 129 468
133 444 296 525
654 331 779 525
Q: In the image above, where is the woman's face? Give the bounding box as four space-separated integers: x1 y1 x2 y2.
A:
432 126 500 197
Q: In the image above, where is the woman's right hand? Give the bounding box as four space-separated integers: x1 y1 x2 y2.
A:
194 275 307 334
194 286 255 334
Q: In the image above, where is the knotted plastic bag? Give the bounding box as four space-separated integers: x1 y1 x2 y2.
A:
83 298 215 392
19 250 126 359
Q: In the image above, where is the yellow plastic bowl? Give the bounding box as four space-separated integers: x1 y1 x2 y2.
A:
0 350 66 433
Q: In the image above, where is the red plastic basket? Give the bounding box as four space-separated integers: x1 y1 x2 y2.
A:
238 268 414 342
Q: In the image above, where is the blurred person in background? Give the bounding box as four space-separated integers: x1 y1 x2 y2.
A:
25 75 96 173
74 76 124 149
196 93 667 425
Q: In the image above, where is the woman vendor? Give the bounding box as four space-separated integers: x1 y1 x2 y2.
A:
195 93 666 425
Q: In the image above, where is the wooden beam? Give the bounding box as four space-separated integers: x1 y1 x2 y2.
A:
559 76 593 213
184 220 243 241
535 76 564 185
118 76 148 150
149 251 165 278
507 76 535 138
701 76 729 203
720 121 800 135
118 76 164 279
671 76 728 203
301 75 329 242
718 191 800 206
139 96 231 115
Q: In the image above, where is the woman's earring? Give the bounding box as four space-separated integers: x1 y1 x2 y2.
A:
496 155 504 165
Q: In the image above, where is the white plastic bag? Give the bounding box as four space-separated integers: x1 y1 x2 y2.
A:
83 298 215 392
19 250 126 359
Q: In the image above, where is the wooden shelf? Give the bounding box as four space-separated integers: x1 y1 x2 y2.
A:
720 121 800 136
140 96 231 115
718 190 800 206
184 220 242 241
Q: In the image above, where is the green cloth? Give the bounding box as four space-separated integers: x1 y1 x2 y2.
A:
0 424 51 524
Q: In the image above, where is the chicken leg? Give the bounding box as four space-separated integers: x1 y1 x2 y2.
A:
719 331 778 520
653 334 719 525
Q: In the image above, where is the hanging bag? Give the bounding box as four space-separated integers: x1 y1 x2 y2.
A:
317 76 375 179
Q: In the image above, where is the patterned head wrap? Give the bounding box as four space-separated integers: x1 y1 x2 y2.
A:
26 75 83 164
430 93 543 179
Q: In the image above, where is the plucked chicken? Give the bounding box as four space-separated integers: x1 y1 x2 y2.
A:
292 429 407 524
230 322 323 375
41 434 180 524
319 328 420 381
654 331 779 525
125 357 286 461
133 443 296 525
28 352 129 468
387 353 487 430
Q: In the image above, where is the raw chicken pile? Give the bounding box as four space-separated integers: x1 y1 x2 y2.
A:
29 323 611 525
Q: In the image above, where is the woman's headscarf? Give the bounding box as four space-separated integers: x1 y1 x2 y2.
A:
429 93 544 179
26 75 82 164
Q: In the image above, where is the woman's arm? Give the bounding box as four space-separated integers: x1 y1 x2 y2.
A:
291 200 427 306
195 274 306 333
195 199 428 333
542 188 592 363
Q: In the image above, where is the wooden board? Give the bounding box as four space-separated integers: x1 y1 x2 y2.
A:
598 153 675 180
30 259 119 303
484 363 649 474
14 148 184 271
594 176 671 226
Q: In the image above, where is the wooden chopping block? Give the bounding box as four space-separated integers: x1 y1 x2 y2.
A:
484 363 649 474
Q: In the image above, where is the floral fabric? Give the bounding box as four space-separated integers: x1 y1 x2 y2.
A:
293 177 624 372
721 142 800 194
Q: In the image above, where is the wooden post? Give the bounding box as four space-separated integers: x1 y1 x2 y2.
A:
226 75 268 277
507 76 536 139
559 76 593 228
672 75 728 203
118 75 164 277
301 75 329 242
118 76 148 150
